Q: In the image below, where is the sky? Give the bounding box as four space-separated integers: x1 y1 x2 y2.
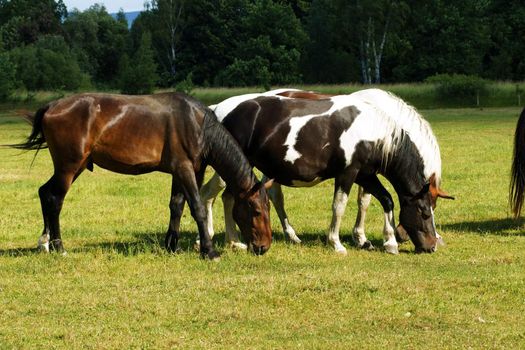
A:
62 0 145 13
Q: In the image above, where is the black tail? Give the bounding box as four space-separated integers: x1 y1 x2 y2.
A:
11 105 50 151
510 107 525 217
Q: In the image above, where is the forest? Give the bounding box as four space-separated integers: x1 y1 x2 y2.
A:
0 0 524 98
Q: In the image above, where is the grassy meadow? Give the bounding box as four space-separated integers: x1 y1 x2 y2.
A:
1 98 525 348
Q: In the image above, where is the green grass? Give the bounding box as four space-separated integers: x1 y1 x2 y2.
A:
1 106 525 349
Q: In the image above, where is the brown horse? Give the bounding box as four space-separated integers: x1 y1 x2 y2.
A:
14 92 273 258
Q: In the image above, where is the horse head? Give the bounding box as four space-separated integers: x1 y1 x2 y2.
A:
396 173 454 247
232 178 274 255
398 182 440 253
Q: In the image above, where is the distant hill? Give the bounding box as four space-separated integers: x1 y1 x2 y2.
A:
110 11 141 28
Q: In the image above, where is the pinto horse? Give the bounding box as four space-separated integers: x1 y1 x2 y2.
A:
201 88 453 253
14 92 273 258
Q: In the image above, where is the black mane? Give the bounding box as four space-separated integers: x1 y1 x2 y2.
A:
202 110 256 193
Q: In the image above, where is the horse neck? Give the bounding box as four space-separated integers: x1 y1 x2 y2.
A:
382 133 427 197
203 112 256 194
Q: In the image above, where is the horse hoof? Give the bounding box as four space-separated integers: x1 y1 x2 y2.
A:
37 234 50 253
227 241 248 251
384 243 399 255
287 234 302 244
334 245 348 256
49 239 65 253
165 232 179 253
361 240 375 251
203 250 221 261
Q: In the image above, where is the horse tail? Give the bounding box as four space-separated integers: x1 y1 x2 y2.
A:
510 107 525 217
11 105 50 151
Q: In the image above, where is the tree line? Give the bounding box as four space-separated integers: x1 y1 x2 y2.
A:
0 0 523 98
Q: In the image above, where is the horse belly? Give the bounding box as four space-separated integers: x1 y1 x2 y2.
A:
92 124 164 175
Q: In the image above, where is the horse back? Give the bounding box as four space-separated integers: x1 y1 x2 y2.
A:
223 96 362 185
42 93 206 175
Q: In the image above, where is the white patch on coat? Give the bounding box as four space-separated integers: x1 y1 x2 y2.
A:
350 89 442 184
213 88 300 122
335 96 401 167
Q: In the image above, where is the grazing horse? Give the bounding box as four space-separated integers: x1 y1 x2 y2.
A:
201 89 452 253
13 92 273 258
510 107 525 217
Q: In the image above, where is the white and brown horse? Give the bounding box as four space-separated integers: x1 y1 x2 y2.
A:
14 92 273 258
201 89 452 253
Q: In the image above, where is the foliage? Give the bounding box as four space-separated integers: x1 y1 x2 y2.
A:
0 0 66 48
63 4 129 86
9 35 88 91
1 0 525 91
174 72 194 95
0 52 16 100
426 74 489 103
118 32 158 94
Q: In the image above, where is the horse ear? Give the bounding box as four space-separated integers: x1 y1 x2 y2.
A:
263 178 274 190
429 173 455 200
437 189 455 200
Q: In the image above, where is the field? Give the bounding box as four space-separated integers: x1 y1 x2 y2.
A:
1 101 524 348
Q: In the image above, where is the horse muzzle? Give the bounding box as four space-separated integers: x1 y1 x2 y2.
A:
250 243 270 256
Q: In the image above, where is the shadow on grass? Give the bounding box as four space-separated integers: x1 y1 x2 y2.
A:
0 229 420 257
79 230 202 256
442 217 525 236
0 246 40 257
276 229 418 254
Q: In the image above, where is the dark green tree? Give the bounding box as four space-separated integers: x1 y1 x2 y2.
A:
9 35 87 90
391 0 490 81
215 0 307 86
483 0 525 81
63 4 129 86
118 32 158 94
0 52 16 99
0 0 66 49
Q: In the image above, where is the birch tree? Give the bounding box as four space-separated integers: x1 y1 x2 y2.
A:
356 0 394 84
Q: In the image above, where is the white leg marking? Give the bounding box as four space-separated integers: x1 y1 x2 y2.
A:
327 189 349 255
352 187 371 248
383 211 399 254
199 172 226 240
222 191 247 251
431 207 444 248
38 233 50 253
267 180 301 244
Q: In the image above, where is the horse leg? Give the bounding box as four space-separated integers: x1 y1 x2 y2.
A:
175 164 219 260
222 190 247 250
165 177 185 253
199 172 226 243
352 186 374 250
356 174 398 254
327 169 358 255
37 168 79 254
264 176 301 244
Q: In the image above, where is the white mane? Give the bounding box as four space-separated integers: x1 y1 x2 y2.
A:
350 89 442 184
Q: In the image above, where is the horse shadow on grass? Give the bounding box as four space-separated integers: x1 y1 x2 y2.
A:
441 217 525 236
0 231 203 257
273 229 418 254
0 228 418 257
